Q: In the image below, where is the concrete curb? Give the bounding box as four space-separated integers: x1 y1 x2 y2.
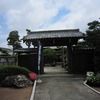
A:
84 80 100 95
30 80 37 100
39 74 74 77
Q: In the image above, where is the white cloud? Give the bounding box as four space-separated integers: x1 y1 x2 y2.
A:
41 0 100 32
0 28 8 48
1 0 100 33
0 33 7 40
0 26 8 39
0 41 8 48
7 0 62 30
0 0 27 12
0 0 100 48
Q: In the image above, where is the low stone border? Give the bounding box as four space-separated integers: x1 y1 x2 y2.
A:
84 80 100 95
30 80 37 100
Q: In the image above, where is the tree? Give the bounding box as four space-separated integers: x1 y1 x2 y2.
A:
24 29 32 48
86 20 100 72
86 20 100 47
43 48 57 66
7 30 22 54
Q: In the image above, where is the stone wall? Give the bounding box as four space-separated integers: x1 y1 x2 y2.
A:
0 56 17 66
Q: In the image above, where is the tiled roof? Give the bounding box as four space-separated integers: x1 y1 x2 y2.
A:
23 29 85 40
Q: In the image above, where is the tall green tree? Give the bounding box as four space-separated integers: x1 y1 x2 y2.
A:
24 29 32 48
86 20 100 47
86 20 100 72
7 30 22 54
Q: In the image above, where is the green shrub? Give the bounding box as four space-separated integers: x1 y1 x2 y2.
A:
0 49 10 56
43 48 57 64
87 73 100 86
50 61 56 67
0 65 32 81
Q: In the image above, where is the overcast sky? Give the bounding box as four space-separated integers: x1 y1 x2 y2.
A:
0 0 100 48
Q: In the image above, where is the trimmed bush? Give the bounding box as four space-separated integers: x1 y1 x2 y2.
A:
87 73 100 86
0 65 32 81
43 48 57 65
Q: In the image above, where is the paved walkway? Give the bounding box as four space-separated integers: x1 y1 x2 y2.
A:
34 77 100 100
44 65 67 74
34 66 100 100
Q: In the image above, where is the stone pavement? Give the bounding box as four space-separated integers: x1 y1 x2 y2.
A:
34 66 100 100
34 76 100 100
44 65 67 74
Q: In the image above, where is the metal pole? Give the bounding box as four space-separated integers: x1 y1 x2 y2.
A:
37 40 42 83
38 41 41 75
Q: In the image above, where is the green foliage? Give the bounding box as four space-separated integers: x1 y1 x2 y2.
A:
43 48 57 65
86 20 100 47
23 29 32 48
2 49 8 54
88 20 100 29
0 65 31 81
50 61 56 67
7 31 20 46
87 73 100 86
0 49 10 56
0 49 9 56
7 30 22 51
86 20 100 72
43 48 56 58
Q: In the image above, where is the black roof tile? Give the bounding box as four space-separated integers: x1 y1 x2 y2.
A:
23 29 85 40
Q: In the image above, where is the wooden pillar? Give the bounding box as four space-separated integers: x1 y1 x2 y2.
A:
40 45 44 74
62 47 67 68
37 41 41 75
62 47 65 67
67 45 73 73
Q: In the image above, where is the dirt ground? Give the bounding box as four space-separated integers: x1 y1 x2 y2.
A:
0 86 32 100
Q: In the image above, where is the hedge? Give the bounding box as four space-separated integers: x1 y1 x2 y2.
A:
0 65 32 81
